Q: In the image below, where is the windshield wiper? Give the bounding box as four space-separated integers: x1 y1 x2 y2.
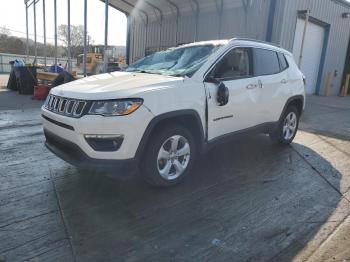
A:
133 70 184 77
171 74 185 77
136 70 159 74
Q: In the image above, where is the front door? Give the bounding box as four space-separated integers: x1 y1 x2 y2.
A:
205 47 263 141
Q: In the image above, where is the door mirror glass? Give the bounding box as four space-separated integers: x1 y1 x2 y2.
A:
216 82 229 106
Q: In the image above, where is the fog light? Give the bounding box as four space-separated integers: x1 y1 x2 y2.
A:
84 135 124 152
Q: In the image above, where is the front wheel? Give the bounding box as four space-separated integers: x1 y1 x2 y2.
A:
141 125 197 187
270 105 300 145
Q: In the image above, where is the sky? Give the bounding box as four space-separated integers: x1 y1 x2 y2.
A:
1 0 349 47
0 0 127 46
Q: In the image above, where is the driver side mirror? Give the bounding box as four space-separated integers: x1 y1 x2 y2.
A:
216 82 229 106
204 75 229 106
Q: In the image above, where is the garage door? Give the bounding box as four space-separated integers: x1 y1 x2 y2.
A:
293 18 325 94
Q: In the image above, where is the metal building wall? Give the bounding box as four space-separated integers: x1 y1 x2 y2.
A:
126 0 350 95
274 0 350 95
128 0 272 63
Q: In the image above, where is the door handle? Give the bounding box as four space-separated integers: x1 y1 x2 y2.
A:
246 84 257 89
281 79 288 84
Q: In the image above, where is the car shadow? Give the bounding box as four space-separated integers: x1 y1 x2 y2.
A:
52 134 344 262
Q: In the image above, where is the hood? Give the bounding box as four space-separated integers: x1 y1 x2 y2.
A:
50 72 182 100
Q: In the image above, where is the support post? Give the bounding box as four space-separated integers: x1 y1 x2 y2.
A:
25 1 29 60
159 15 163 51
190 0 200 42
67 0 72 72
298 9 310 68
83 0 88 77
103 0 109 73
218 0 223 39
43 0 47 67
126 16 131 65
0 55 3 73
143 14 149 56
266 0 277 42
54 0 58 72
33 0 37 65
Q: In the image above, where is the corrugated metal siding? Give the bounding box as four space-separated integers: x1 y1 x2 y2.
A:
177 15 196 44
221 0 270 40
127 0 350 96
270 0 287 44
275 0 350 95
128 0 271 63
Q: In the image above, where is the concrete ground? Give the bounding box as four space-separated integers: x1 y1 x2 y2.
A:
0 89 350 262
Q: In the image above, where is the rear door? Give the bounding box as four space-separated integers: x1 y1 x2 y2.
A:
252 48 290 123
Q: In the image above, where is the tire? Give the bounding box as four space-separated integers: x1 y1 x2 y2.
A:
141 124 197 187
269 105 299 145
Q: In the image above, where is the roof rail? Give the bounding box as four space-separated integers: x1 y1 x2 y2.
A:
230 37 282 48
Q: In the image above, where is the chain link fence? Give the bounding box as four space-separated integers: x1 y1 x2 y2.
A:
0 53 77 73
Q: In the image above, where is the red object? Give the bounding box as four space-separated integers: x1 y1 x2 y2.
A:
32 85 50 100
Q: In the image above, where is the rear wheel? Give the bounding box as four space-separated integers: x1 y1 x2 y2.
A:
141 125 197 187
270 105 299 145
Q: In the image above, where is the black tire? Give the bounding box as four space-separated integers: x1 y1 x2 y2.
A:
141 124 197 187
269 105 299 145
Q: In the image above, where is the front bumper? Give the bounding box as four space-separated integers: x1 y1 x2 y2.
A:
41 105 154 160
44 129 138 176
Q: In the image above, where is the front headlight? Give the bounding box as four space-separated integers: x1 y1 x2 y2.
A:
88 99 143 116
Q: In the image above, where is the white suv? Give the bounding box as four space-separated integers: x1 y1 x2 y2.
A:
42 38 305 186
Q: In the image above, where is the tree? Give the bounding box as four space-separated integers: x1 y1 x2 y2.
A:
0 35 25 54
58 24 93 58
0 26 11 36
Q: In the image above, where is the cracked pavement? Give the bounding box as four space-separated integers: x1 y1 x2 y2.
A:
0 89 350 262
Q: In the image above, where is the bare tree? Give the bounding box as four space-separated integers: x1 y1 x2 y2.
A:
0 26 11 36
58 24 93 58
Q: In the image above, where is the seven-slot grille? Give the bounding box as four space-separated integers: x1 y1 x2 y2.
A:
44 94 87 118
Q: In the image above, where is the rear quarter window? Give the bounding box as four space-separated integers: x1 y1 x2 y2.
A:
277 52 289 71
253 48 280 76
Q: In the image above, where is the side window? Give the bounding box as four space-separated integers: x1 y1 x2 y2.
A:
277 52 289 71
253 48 280 76
212 48 252 80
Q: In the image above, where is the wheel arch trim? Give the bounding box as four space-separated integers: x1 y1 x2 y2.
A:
134 109 205 161
279 95 305 122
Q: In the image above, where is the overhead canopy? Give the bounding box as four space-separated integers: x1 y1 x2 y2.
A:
106 0 350 19
104 0 270 63
106 0 247 20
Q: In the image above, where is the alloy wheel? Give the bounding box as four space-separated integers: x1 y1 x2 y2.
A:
157 135 191 180
283 112 297 140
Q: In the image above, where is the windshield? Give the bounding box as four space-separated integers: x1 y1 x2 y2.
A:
126 44 221 77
